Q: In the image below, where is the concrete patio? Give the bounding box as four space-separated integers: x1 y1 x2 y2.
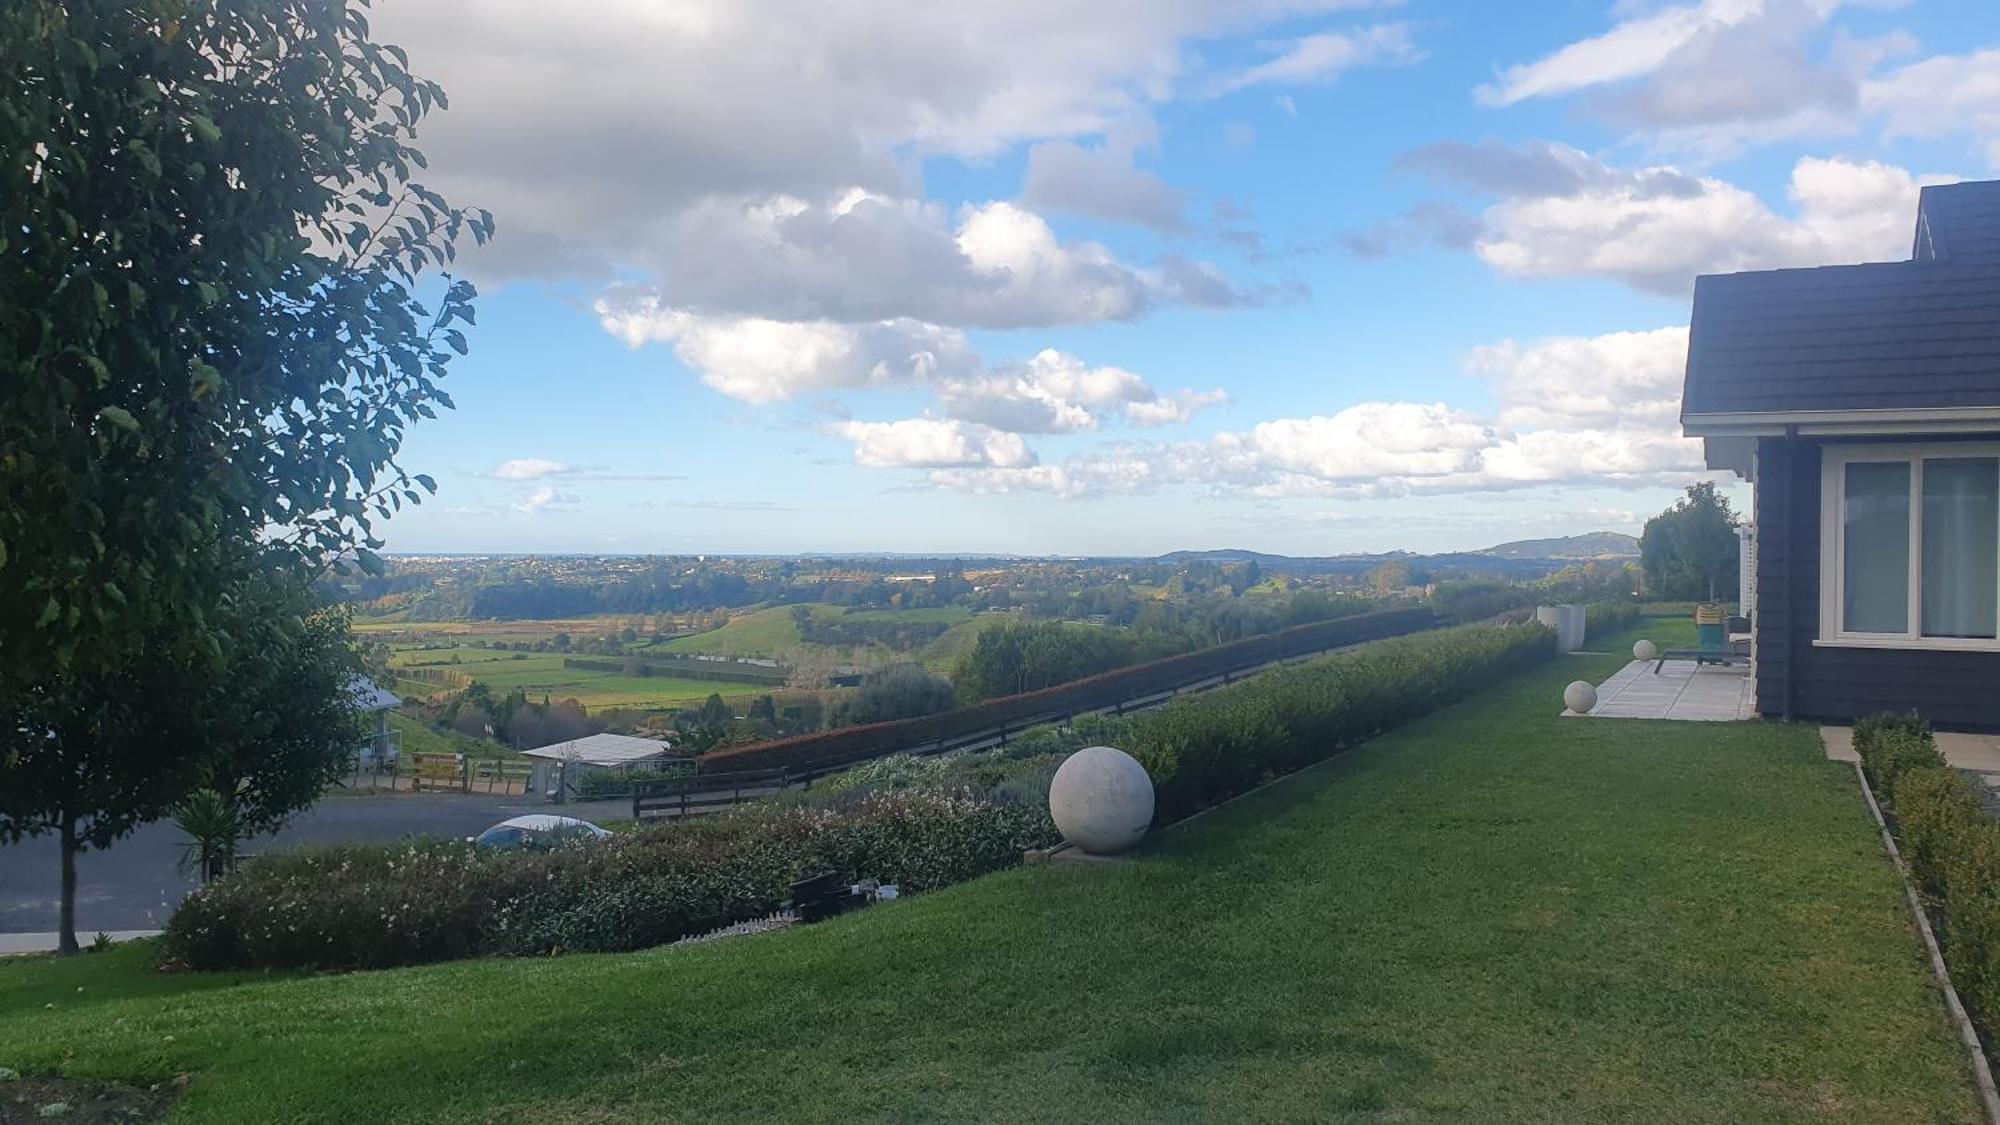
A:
1564 658 1756 722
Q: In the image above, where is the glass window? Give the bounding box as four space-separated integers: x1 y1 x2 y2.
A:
1922 457 2000 639
1843 460 1910 633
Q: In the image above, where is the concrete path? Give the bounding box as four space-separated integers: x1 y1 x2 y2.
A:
1824 726 2000 774
1565 659 1755 721
0 794 630 934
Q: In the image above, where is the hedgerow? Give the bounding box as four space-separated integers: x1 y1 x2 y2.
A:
163 790 1059 971
1858 712 2000 1057
1127 622 1556 821
1583 601 1640 642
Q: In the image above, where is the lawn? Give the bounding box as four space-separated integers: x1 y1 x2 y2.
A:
0 628 1979 1123
651 604 823 657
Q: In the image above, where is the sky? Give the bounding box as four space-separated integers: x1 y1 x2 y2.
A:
363 0 2000 557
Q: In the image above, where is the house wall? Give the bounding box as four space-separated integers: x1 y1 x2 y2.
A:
1756 435 2000 729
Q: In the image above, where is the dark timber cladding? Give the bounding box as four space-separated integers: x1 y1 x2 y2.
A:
1755 435 2000 729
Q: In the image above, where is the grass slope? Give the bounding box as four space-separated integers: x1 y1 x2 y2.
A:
0 628 1977 1123
386 649 757 709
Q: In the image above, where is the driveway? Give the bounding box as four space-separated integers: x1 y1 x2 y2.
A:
0 794 631 934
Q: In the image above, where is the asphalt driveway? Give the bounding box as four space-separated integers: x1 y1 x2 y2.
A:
0 794 630 934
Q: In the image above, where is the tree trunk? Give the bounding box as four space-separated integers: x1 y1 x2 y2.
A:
58 814 79 955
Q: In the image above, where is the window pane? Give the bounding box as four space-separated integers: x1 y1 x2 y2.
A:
1922 457 1999 639
1844 460 1910 633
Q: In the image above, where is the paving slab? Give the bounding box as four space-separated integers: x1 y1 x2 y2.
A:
1565 659 1754 722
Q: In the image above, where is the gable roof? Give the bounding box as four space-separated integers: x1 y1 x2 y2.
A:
519 731 680 765
1916 180 2000 266
1682 179 2000 423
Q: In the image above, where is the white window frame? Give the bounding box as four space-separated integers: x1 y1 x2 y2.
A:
1818 442 2000 651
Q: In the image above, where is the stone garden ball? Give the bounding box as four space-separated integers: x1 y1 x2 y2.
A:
1633 639 1659 661
1049 745 1154 855
1563 680 1598 715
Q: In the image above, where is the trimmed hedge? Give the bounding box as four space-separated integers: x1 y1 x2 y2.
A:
700 607 1438 778
1128 622 1557 821
1583 601 1640 642
1854 710 1944 802
1860 711 2000 1055
164 789 1058 971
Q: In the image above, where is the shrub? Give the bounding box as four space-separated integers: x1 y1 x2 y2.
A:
1893 766 1985 897
1129 622 1556 821
701 608 1437 778
838 665 957 725
1583 601 1640 642
1853 711 1943 801
165 788 1057 972
1939 821 2000 1036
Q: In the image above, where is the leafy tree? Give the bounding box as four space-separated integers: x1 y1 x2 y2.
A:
0 1 488 952
951 620 1136 702
839 665 958 726
1640 482 1741 601
181 573 366 841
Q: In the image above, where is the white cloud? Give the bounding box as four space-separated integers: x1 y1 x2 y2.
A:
1864 48 2000 169
491 458 569 481
883 327 1712 499
369 0 1389 280
1126 389 1232 427
1474 0 1921 155
512 486 579 514
1211 24 1417 95
1458 148 1940 293
938 349 1226 434
1469 327 1690 429
596 303 978 404
597 192 1251 331
830 419 1036 469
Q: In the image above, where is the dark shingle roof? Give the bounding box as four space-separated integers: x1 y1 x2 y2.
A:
1917 180 2000 265
1682 179 2000 418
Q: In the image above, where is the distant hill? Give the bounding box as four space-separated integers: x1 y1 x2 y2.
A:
1478 532 1639 560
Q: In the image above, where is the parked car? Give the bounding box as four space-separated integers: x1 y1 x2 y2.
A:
471 814 613 850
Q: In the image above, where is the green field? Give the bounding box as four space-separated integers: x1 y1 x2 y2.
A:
387 649 762 709
0 624 1978 1122
648 604 826 657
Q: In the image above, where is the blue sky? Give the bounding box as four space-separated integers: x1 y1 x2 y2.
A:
367 0 2000 556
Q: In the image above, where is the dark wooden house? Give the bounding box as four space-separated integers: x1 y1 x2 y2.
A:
1682 179 2000 727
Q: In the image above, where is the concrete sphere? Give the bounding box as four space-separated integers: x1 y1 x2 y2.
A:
1049 746 1154 855
1633 638 1659 661
1564 680 1598 715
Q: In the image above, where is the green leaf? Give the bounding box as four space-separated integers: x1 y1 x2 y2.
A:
189 114 222 145
35 599 59 629
98 405 139 433
413 474 437 494
443 329 466 355
355 549 385 577
0 535 8 570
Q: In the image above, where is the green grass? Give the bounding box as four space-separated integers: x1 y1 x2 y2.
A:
385 649 758 710
653 604 822 657
384 712 509 761
0 629 1977 1122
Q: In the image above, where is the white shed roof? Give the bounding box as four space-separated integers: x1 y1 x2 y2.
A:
347 675 401 712
520 732 678 766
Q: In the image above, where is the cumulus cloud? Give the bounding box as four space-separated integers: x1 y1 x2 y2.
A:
1864 49 2000 169
596 302 979 404
937 348 1226 433
1397 145 1945 293
368 0 1390 281
830 419 1036 469
1468 327 1690 429
878 327 1711 500
594 192 1254 331
512 486 579 514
